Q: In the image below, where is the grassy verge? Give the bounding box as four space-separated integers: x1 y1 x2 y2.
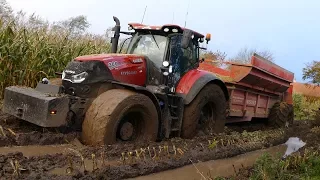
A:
214 148 320 180
215 125 320 180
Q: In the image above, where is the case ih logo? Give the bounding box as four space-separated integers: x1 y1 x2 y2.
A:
108 61 124 70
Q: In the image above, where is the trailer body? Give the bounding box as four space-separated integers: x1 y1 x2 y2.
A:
199 53 294 123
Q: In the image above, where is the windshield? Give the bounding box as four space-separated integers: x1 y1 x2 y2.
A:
127 33 167 68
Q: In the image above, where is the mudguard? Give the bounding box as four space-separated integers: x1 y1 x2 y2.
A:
176 69 229 105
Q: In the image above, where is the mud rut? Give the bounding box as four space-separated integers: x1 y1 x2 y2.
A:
0 110 318 180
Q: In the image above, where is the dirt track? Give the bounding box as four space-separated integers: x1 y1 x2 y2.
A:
0 110 318 180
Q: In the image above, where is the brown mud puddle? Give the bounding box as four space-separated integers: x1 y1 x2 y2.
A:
49 158 120 176
130 144 287 180
0 138 83 157
0 144 74 157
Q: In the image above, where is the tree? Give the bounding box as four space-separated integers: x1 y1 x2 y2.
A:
200 50 227 67
302 60 320 85
0 0 13 20
52 15 90 36
230 47 274 64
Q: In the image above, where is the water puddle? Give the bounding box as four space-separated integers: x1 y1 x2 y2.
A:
0 144 75 157
49 158 120 175
0 139 83 157
130 144 287 180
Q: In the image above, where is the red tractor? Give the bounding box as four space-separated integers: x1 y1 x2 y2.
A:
2 16 294 146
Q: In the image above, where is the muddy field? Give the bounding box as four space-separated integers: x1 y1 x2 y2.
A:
0 109 319 180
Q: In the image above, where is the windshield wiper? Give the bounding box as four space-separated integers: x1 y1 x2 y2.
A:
149 31 160 49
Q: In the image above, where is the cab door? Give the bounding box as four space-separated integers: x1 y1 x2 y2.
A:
167 34 198 89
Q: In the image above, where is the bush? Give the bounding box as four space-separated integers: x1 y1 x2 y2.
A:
293 93 320 120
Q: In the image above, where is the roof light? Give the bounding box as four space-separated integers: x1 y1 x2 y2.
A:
172 28 178 33
206 33 211 41
164 28 169 32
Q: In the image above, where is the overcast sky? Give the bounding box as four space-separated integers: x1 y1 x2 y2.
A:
6 0 320 82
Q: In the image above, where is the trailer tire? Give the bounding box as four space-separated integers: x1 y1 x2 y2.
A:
181 84 226 139
81 89 158 146
268 102 294 128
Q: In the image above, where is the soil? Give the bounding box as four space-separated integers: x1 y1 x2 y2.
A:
0 109 319 180
0 113 80 147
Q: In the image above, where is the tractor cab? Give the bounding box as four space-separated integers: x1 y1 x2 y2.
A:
117 22 211 91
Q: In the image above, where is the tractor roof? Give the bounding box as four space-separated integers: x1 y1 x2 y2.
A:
128 22 205 39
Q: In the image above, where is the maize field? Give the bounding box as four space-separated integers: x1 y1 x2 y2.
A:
0 15 112 98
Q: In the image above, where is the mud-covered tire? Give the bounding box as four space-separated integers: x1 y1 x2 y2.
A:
268 102 294 128
181 84 227 138
81 89 159 146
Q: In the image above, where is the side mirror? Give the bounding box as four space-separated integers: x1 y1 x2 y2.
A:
181 29 193 49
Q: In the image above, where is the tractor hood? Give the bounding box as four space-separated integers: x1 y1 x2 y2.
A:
63 53 147 88
74 53 146 63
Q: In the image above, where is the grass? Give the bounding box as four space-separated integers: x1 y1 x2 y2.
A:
213 122 320 180
213 149 320 180
251 149 320 180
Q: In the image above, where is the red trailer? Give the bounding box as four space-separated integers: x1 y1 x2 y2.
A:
199 53 294 124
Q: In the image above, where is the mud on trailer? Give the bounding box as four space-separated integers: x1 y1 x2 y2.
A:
2 16 294 146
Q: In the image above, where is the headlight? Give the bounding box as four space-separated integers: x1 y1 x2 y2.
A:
62 71 66 80
72 72 88 83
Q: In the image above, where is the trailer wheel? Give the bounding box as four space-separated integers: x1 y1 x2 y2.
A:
181 84 227 138
268 102 294 128
81 89 158 146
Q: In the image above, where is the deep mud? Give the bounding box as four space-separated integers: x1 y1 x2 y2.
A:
0 108 319 179
0 113 80 147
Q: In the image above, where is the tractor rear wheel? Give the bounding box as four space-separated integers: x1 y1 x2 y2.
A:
268 101 294 128
81 89 158 146
181 84 227 138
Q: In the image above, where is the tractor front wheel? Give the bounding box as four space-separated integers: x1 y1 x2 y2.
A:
268 101 294 128
181 84 227 138
81 89 159 146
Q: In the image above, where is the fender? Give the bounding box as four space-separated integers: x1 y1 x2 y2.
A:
110 81 162 137
176 69 229 105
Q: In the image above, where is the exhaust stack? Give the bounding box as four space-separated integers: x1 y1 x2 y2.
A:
111 16 120 53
